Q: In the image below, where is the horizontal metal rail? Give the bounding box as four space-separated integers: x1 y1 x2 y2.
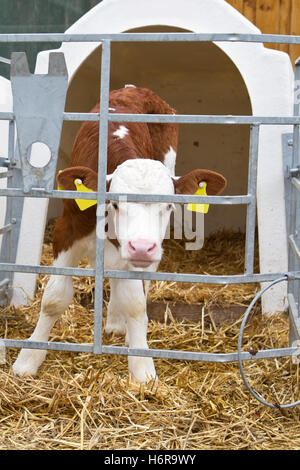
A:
0 337 298 363
0 222 14 235
107 113 300 126
0 260 295 284
0 278 9 290
0 263 95 277
0 112 13 121
0 171 12 179
104 270 291 284
0 187 251 205
0 32 299 44
0 56 11 64
0 157 10 167
1 111 300 125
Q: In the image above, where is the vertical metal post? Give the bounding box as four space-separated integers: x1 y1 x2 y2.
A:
7 120 15 261
288 59 300 310
93 40 111 354
0 118 20 305
244 125 260 274
8 119 15 166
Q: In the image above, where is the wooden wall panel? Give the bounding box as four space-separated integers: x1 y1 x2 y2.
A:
225 0 300 65
256 0 280 49
278 0 291 53
228 0 244 13
243 0 257 23
290 0 300 65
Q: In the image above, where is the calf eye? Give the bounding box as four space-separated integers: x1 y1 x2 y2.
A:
112 202 119 210
167 204 174 211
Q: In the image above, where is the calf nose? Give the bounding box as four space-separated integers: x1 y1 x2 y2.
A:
128 239 158 262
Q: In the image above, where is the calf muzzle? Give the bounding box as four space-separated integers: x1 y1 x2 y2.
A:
127 239 158 267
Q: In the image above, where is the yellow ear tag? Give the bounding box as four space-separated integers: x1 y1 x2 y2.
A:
74 178 97 211
187 181 209 214
57 170 63 191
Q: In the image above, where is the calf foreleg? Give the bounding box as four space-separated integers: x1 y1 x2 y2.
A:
13 244 81 376
110 278 156 383
105 279 127 336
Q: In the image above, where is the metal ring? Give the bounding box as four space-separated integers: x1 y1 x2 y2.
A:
237 275 300 409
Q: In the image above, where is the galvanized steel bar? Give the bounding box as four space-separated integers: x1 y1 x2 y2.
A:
0 171 12 178
288 60 300 310
288 293 300 345
0 32 300 44
0 278 9 289
0 260 299 284
103 269 300 284
244 125 259 274
2 111 300 125
0 262 95 277
0 158 9 166
8 119 15 166
101 345 300 362
107 193 250 205
64 112 300 125
0 118 18 303
0 187 251 204
107 113 300 126
93 40 111 354
292 177 300 192
0 55 11 64
1 338 93 353
288 126 300 272
289 234 300 263
0 112 14 120
1 337 298 363
0 222 14 234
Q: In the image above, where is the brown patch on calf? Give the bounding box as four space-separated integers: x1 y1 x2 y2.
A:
55 168 118 256
107 236 120 249
69 87 178 174
57 166 98 191
55 168 98 258
173 169 227 195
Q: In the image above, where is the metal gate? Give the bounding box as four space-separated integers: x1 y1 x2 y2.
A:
0 32 300 409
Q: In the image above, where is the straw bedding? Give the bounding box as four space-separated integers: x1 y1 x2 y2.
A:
1 225 300 450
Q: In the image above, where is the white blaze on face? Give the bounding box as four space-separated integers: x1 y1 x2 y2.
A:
108 160 175 267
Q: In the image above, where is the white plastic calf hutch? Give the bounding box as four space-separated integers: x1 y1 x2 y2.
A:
0 0 295 317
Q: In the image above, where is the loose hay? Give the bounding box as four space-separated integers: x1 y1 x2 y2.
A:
1 226 300 450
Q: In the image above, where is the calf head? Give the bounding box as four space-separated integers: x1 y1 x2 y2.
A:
57 159 226 268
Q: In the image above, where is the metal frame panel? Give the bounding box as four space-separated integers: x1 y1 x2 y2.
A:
1 32 300 407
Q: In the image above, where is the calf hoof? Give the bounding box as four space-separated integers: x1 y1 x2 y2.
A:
128 356 157 384
12 349 46 377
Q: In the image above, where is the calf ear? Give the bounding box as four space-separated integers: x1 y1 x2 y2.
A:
173 169 227 195
57 166 112 192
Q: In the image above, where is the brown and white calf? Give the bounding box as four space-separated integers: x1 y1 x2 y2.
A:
13 86 226 383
